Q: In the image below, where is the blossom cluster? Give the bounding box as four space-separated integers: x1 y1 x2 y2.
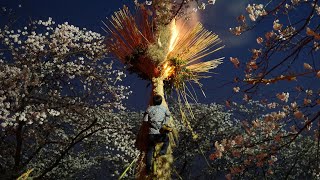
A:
0 18 133 179
246 4 267 21
0 18 131 129
210 101 319 179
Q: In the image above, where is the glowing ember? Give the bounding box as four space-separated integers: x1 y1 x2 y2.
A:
162 61 174 78
168 19 179 53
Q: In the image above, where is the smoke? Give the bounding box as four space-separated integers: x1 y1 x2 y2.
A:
186 1 200 27
180 0 200 27
198 0 254 47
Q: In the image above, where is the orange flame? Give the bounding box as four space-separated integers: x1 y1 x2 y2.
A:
161 19 179 79
168 19 179 54
162 61 175 78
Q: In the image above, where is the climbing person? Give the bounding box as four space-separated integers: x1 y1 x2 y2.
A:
144 94 172 174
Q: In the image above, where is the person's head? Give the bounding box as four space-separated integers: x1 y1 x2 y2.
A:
153 95 162 105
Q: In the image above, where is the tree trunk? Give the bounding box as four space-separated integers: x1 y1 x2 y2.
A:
136 77 178 179
14 121 24 169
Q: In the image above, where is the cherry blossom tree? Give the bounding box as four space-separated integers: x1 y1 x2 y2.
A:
211 101 319 179
171 103 238 179
0 17 132 179
212 1 320 178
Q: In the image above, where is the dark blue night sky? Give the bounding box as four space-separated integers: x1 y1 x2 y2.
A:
2 0 272 110
1 2 319 179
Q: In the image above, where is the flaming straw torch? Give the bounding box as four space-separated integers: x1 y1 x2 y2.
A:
103 1 224 179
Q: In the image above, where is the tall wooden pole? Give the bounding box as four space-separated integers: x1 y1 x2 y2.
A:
136 77 177 179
